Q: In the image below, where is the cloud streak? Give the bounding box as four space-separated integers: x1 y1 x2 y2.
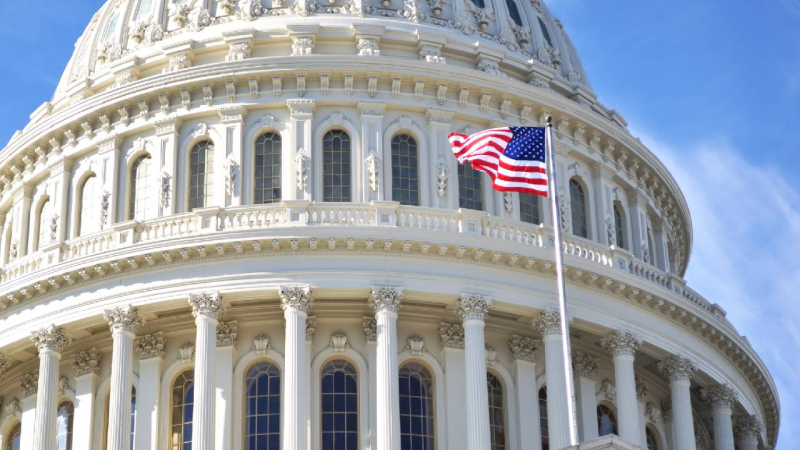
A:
635 130 800 448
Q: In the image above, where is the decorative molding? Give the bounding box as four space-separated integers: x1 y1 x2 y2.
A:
706 384 736 410
405 335 426 355
72 348 102 377
20 372 39 397
572 351 598 379
485 345 497 365
217 321 239 348
188 292 225 320
329 331 350 352
103 304 144 333
508 334 538 363
455 293 491 322
306 316 317 341
279 285 313 313
597 378 616 401
658 355 696 383
0 352 10 376
635 377 647 400
601 330 641 358
369 286 403 314
30 325 70 354
177 342 195 362
734 415 762 438
252 334 272 354
362 316 377 342
534 309 569 337
661 402 673 422
137 332 166 360
438 322 464 349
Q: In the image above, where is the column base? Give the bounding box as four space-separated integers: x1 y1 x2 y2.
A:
562 435 644 450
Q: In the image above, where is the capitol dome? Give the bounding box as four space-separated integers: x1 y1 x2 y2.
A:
0 0 778 449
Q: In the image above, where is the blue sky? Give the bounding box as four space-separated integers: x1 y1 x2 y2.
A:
1 0 798 447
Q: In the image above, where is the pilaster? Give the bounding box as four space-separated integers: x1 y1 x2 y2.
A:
439 322 467 450
627 189 649 260
534 309 571 450
591 163 616 246
104 305 143 450
218 106 246 207
280 285 313 450
30 325 71 450
135 333 166 450
286 100 315 201
359 102 386 203
572 351 599 442
97 135 122 227
658 356 697 450
425 108 455 208
72 349 101 450
510 335 541 450
369 287 402 450
215 321 238 450
153 116 181 215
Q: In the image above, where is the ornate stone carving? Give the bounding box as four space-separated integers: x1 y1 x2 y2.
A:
635 377 647 400
252 334 271 354
706 384 736 410
508 334 538 362
279 285 313 313
306 316 317 341
292 36 314 55
188 292 225 320
136 332 166 360
439 322 464 349
157 171 171 209
503 192 513 213
329 331 350 352
369 286 402 314
238 0 264 20
435 159 449 198
601 330 641 358
4 398 20 416
605 215 615 245
658 355 696 382
0 352 10 376
72 348 102 377
178 342 195 362
217 0 235 15
20 372 38 397
103 305 144 333
357 38 380 56
485 345 497 365
645 402 660 422
365 151 380 192
168 53 192 72
217 321 239 348
661 402 673 422
597 378 616 401
363 316 377 342
294 149 310 191
734 415 762 438
534 309 569 337
456 294 491 322
30 325 71 354
572 351 599 379
227 42 251 61
399 0 424 23
225 158 238 195
405 335 426 355
59 376 71 395
420 44 445 64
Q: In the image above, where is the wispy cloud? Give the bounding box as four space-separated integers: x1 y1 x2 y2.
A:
635 130 800 448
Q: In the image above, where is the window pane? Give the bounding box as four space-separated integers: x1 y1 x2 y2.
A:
245 361 281 450
569 179 588 238
55 401 74 450
646 426 660 450
189 141 214 211
506 0 522 26
254 133 282 204
399 363 435 449
321 360 358 450
539 387 549 450
487 373 505 450
323 131 351 202
519 193 541 225
614 205 625 249
36 199 52 250
597 405 618 437
79 175 99 236
458 162 484 211
7 423 21 450
171 370 195 450
130 154 153 221
391 134 420 206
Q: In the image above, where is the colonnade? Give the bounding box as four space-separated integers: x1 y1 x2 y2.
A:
20 287 748 450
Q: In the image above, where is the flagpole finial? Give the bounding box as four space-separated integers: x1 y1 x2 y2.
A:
546 115 553 127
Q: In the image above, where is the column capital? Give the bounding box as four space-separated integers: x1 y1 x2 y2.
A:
572 351 599 380
635 377 648 401
509 334 539 363
369 286 403 314
189 292 225 320
286 99 316 116
734 415 762 439
425 107 455 124
456 294 492 322
216 321 239 348
136 332 167 360
707 384 737 411
534 309 570 337
279 285 313 313
306 316 317 342
601 330 641 358
658 355 696 383
103 305 144 333
363 316 377 342
438 322 465 349
72 348 102 377
660 402 673 422
19 371 38 397
30 325 70 354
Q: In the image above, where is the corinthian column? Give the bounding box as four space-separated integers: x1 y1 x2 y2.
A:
733 415 761 450
188 292 225 450
370 287 403 450
535 309 570 450
658 356 697 450
104 306 144 450
30 325 71 450
456 294 492 450
280 285 313 450
601 330 642 444
707 384 736 450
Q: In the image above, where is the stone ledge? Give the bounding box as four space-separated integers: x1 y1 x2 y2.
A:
562 435 643 450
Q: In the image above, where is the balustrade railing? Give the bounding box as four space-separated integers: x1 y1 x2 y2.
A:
65 230 117 260
135 213 199 243
0 253 44 284
628 259 670 289
561 235 613 266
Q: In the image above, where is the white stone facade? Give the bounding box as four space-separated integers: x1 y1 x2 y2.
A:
0 0 778 449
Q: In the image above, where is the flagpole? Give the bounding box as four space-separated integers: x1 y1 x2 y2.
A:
545 116 579 446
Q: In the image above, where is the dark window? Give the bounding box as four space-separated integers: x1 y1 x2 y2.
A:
189 141 214 210
597 404 618 437
321 360 358 450
245 361 281 450
6 422 21 450
538 18 553 47
569 179 588 238
171 370 195 450
614 204 625 249
458 162 484 211
323 130 352 202
520 193 541 225
506 0 523 26
488 373 506 450
645 426 660 450
539 387 548 450
472 0 486 8
391 134 420 206
56 401 74 450
254 133 283 204
399 363 434 449
130 154 152 220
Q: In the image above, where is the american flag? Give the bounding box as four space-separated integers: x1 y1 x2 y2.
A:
448 127 549 197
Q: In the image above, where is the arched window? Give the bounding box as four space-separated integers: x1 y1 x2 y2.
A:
538 387 549 450
129 154 152 220
391 134 420 206
487 373 506 450
597 404 618 436
134 0 154 21
519 193 541 225
254 133 282 204
323 130 352 202
56 401 75 450
103 388 137 450
399 362 434 449
189 140 214 211
645 425 660 450
171 370 195 450
569 179 588 238
458 162 484 211
244 361 281 450
506 0 523 26
5 423 21 450
538 17 553 47
36 198 52 250
78 175 99 236
613 203 625 249
321 360 358 450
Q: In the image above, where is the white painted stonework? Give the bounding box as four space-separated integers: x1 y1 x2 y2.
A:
0 0 779 449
